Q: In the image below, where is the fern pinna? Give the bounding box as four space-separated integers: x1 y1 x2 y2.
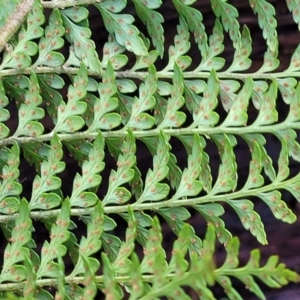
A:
0 0 299 299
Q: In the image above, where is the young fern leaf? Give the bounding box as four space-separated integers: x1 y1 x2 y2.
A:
158 207 203 256
29 135 65 210
258 190 296 224
276 128 300 161
38 73 64 123
69 133 104 207
152 93 167 128
226 26 252 72
22 141 51 169
249 0 278 52
195 19 225 72
139 216 166 285
54 255 66 299
132 0 164 58
227 199 267 245
243 141 264 190
54 63 88 133
211 0 240 49
210 134 237 195
36 199 70 279
167 152 182 189
252 80 278 126
216 236 299 300
112 208 136 274
63 140 92 168
116 77 137 95
158 207 190 234
102 34 127 69
128 253 144 299
0 199 31 283
167 224 190 275
277 77 297 104
127 223 216 300
258 46 279 73
0 144 21 214
86 61 122 131
125 65 156 130
141 218 167 291
162 17 191 72
172 0 208 58
190 70 219 128
68 202 103 279
80 254 98 299
243 133 276 182
158 64 186 129
171 134 202 199
101 233 123 262
121 210 152 247
276 139 290 179
95 1 147 56
102 252 124 299
2 76 29 114
23 254 50 299
103 131 135 206
194 203 232 245
222 78 253 126
176 134 213 193
61 6 101 72
14 72 44 137
287 42 300 71
137 132 169 203
130 38 159 71
184 79 206 113
219 79 240 112
35 9 65 67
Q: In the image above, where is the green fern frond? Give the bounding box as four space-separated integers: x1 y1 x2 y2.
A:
0 0 300 299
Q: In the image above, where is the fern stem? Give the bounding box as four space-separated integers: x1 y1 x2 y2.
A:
0 0 34 52
1 122 299 146
0 175 298 223
1 66 300 80
41 0 101 8
0 272 186 292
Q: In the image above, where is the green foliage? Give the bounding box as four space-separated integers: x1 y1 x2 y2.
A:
0 0 299 299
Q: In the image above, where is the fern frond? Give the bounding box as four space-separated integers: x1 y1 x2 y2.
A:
0 0 300 299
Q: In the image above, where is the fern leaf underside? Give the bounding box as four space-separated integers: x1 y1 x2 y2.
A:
0 0 299 299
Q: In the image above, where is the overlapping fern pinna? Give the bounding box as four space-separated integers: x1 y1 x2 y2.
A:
0 0 300 299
